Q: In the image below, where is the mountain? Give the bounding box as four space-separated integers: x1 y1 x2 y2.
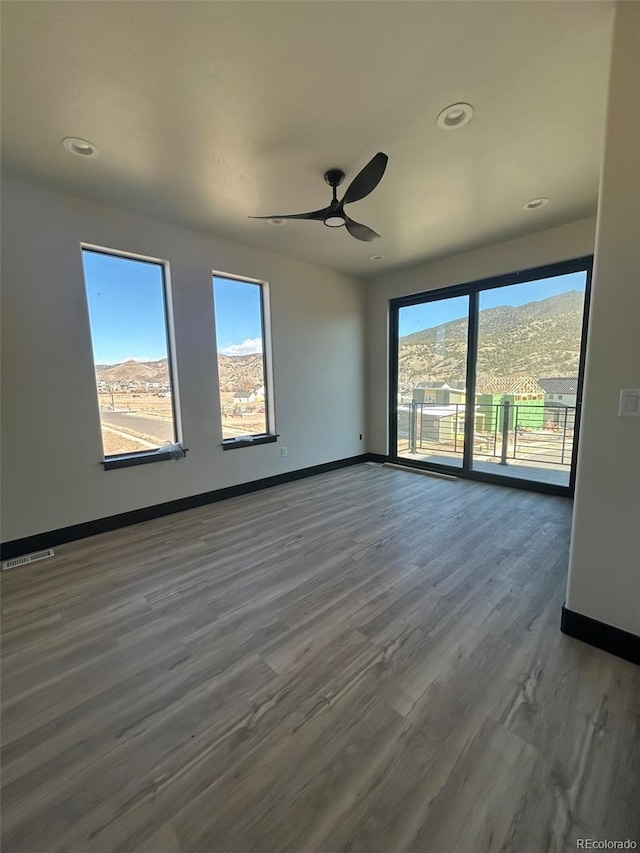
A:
95 354 264 392
216 353 264 392
398 291 584 390
96 358 171 386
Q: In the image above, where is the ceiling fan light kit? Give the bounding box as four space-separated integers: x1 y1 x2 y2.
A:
250 152 388 242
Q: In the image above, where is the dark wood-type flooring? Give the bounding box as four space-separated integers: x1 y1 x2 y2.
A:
2 464 639 852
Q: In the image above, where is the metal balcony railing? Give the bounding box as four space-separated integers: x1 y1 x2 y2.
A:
397 401 577 467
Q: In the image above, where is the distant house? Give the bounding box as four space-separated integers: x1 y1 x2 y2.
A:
413 381 446 403
413 381 466 405
476 375 544 398
475 375 545 430
538 377 578 427
416 406 467 444
537 377 579 407
234 390 255 404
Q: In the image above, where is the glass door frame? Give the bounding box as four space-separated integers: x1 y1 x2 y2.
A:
389 256 593 497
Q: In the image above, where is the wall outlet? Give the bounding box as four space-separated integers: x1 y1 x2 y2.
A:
376 431 381 441
281 446 288 458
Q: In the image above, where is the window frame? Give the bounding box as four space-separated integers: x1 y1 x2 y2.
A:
81 244 183 469
212 270 276 450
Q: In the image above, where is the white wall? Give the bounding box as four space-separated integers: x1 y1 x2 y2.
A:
566 2 640 637
365 217 597 454
1 177 366 541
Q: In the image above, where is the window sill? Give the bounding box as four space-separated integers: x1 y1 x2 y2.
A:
102 447 188 470
222 434 278 451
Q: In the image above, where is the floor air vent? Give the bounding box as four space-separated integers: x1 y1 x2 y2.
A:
2 549 55 571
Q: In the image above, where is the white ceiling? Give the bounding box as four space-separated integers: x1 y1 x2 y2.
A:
1 1 614 277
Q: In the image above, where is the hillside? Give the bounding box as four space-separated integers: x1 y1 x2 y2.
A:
96 353 264 392
216 353 264 392
96 359 168 385
398 291 584 390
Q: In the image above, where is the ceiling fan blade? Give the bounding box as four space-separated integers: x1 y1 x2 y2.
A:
342 152 388 205
344 215 380 242
249 206 331 222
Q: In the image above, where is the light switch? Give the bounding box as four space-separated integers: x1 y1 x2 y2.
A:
618 389 640 417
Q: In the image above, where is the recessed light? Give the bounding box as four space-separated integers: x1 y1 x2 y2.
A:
268 217 286 225
436 103 474 130
369 254 385 261
523 197 549 211
62 137 99 158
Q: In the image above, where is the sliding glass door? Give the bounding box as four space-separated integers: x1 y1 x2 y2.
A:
395 295 470 469
390 257 592 495
471 273 588 488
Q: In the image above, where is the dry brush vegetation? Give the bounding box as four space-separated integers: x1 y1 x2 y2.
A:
398 291 584 390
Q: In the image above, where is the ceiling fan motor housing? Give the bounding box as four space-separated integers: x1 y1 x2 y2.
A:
324 169 345 188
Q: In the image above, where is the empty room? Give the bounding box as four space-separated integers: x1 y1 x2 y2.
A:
1 1 638 851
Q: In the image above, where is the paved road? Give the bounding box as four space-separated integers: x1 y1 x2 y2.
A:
101 410 175 442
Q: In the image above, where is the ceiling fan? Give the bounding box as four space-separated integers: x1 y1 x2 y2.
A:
250 152 388 242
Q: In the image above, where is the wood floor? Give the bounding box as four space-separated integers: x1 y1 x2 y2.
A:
1 464 638 852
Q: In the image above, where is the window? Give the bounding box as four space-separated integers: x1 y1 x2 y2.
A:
82 248 179 461
212 274 273 445
557 394 564 400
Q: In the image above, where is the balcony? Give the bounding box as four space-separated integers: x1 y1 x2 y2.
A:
397 401 576 487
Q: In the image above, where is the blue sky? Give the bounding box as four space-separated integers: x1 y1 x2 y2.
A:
83 252 263 363
83 251 170 364
398 271 587 337
213 277 263 355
